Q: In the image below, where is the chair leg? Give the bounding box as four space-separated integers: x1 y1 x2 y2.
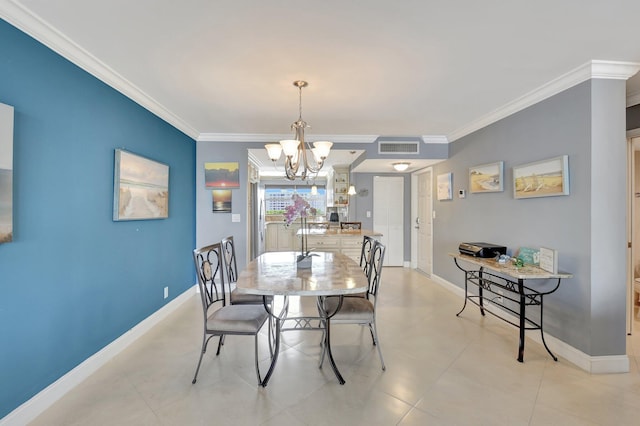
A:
368 324 376 345
216 335 224 355
369 322 386 371
192 334 214 384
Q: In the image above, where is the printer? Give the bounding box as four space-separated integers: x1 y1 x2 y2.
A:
459 242 507 258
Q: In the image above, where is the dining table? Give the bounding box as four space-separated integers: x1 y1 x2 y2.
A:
234 250 369 386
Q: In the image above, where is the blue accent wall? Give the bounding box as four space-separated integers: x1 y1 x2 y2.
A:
0 19 196 418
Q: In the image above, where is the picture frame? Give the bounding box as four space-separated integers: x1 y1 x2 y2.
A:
469 161 504 193
437 172 453 200
539 247 558 274
113 149 169 221
212 190 232 213
205 162 240 188
0 102 14 243
513 155 569 199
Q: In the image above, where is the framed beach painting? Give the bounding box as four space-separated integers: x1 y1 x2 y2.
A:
437 172 453 200
513 155 569 199
0 103 14 243
469 161 504 193
113 149 169 221
205 162 240 188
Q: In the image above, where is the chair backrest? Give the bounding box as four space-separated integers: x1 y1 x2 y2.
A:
360 235 376 280
193 243 227 316
340 221 362 230
221 236 238 284
368 242 386 304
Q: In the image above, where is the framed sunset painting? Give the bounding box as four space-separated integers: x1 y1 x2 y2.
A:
205 162 240 188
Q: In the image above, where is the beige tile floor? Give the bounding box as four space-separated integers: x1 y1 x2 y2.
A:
30 267 640 425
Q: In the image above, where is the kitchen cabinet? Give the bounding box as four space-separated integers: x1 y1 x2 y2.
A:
297 229 382 264
332 166 349 207
327 166 349 208
265 223 300 252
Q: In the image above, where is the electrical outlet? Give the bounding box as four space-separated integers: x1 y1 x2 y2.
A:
164 286 168 299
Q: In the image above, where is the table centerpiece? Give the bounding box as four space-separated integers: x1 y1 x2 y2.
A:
284 194 317 268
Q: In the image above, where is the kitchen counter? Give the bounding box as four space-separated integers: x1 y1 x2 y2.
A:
296 228 382 236
295 228 383 263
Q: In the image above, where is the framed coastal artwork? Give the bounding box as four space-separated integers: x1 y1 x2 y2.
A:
513 155 569 199
113 149 169 221
437 172 453 200
204 162 240 188
0 103 14 243
469 161 504 193
212 190 232 213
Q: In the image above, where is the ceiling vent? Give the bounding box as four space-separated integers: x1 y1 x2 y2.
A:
378 141 420 155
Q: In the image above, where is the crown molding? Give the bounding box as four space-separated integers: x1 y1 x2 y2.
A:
197 133 378 143
627 90 640 107
3 7 638 147
0 0 200 140
421 135 449 144
448 60 640 142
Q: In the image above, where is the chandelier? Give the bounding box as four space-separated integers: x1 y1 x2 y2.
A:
265 81 332 180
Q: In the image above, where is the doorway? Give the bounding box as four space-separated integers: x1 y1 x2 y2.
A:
373 176 404 266
412 168 433 275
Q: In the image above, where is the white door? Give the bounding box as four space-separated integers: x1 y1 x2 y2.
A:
416 169 432 274
373 176 404 266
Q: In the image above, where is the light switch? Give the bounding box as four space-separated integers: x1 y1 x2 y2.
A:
366 211 371 218
232 214 241 223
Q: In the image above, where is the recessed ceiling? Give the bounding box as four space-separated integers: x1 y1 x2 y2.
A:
3 0 640 173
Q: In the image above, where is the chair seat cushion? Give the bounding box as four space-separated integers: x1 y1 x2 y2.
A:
230 289 273 305
206 305 268 334
324 296 373 322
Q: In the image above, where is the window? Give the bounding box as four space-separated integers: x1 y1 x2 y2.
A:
265 187 326 216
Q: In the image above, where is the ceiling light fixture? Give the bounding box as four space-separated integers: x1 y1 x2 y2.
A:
265 81 332 180
393 162 410 172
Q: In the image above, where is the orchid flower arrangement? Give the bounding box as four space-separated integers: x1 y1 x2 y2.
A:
284 194 317 261
284 194 317 226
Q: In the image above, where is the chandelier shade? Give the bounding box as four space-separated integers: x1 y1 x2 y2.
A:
265 143 283 161
265 81 332 180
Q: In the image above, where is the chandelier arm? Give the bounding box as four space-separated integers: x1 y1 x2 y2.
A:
284 153 300 180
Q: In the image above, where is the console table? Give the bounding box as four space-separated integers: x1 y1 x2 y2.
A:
450 253 572 362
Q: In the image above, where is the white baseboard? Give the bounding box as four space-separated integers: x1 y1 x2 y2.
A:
1 285 197 426
430 274 630 374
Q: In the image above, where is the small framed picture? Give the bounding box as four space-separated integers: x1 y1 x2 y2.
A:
469 161 504 193
212 190 232 213
513 155 569 199
437 172 453 200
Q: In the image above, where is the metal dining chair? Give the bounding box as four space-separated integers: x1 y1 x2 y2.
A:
320 241 387 370
192 243 269 385
221 236 275 355
360 235 377 282
221 236 268 305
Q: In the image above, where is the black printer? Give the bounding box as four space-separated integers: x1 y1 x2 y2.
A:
459 242 507 258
